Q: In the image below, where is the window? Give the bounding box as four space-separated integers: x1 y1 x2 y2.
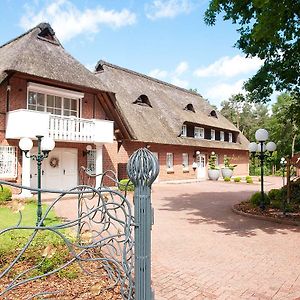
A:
182 153 189 171
184 103 195 112
27 82 83 117
86 150 96 175
194 127 204 139
133 94 152 107
166 153 173 170
181 125 187 137
0 146 17 178
209 110 218 118
211 129 215 140
220 131 225 141
229 132 233 143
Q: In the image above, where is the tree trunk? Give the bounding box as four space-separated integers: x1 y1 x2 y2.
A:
291 133 297 157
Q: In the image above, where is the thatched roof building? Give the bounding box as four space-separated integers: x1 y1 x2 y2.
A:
0 23 109 92
95 60 249 150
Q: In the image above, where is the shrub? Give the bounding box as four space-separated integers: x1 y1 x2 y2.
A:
224 177 231 182
208 152 219 170
234 177 241 183
270 199 282 209
118 179 134 192
246 177 253 184
223 155 237 171
268 189 282 202
0 186 12 202
245 175 252 180
249 192 270 207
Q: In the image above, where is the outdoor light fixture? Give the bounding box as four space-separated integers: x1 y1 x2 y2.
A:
83 144 92 156
19 135 55 226
249 128 276 210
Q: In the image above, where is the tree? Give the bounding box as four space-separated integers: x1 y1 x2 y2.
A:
220 93 269 140
204 0 300 103
267 93 300 158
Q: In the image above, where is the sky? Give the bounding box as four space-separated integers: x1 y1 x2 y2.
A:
0 0 267 108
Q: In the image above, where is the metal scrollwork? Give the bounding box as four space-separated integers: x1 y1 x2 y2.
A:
0 173 135 299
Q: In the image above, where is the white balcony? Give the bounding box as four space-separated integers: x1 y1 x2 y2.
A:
6 109 113 143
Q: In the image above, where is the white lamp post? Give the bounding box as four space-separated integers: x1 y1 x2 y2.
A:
19 135 55 226
249 128 276 210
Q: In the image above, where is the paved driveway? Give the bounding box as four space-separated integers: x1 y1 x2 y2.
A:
151 177 300 299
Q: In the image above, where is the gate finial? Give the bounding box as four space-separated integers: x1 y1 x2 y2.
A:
127 148 159 187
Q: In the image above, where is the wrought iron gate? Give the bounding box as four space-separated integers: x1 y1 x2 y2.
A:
0 148 158 299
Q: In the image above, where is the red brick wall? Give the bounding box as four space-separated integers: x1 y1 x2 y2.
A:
110 140 249 181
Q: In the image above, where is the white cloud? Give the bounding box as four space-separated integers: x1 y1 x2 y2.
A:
148 68 168 79
171 77 189 88
194 55 263 78
204 79 245 106
175 61 188 75
20 0 136 42
145 0 193 20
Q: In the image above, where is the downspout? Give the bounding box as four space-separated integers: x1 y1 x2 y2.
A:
6 79 10 112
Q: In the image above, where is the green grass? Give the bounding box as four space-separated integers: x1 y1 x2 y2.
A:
0 202 74 276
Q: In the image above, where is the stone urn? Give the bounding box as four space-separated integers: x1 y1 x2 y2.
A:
221 168 233 178
208 169 220 181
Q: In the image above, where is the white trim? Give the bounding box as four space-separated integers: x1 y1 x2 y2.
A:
211 129 215 140
220 131 225 141
166 152 174 171
28 82 84 99
182 153 189 171
181 125 187 137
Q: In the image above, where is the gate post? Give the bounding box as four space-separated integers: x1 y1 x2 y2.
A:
127 148 159 300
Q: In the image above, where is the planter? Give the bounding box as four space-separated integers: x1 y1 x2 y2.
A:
208 169 220 181
221 168 233 178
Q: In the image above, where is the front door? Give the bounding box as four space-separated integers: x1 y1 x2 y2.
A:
30 148 78 190
197 154 206 179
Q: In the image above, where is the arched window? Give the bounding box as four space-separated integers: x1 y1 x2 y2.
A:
133 94 152 107
209 110 218 118
184 103 195 113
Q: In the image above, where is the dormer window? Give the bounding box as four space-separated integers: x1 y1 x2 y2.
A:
181 124 187 137
211 129 215 140
229 132 233 143
194 127 204 139
133 94 152 107
220 131 225 141
184 103 195 113
209 110 218 118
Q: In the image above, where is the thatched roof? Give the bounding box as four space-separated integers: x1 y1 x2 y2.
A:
95 61 249 150
0 23 109 91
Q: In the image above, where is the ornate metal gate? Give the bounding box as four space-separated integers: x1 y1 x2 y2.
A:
0 148 158 299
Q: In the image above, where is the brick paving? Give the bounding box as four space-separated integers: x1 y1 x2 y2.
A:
151 177 300 299
45 177 300 299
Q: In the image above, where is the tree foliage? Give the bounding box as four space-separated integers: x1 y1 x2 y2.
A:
204 0 300 103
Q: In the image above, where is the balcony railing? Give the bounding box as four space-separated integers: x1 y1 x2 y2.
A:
49 115 95 142
6 109 113 143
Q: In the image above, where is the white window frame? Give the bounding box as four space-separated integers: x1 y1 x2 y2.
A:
86 149 96 175
0 146 17 178
181 125 187 137
229 132 233 143
27 82 83 118
166 153 174 171
211 129 215 140
182 153 189 171
194 127 204 139
220 131 225 141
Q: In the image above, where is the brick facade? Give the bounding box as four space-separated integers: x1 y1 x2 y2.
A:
110 140 249 181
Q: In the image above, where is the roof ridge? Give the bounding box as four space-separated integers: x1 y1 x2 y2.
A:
96 60 204 99
0 23 59 49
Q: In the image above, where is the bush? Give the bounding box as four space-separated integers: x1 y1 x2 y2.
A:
118 179 134 192
0 186 12 202
234 177 241 183
268 189 282 202
224 177 231 182
246 177 253 184
245 175 252 180
249 192 270 207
